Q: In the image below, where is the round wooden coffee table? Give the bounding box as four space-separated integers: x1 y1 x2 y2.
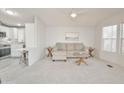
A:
76 57 88 65
73 52 88 65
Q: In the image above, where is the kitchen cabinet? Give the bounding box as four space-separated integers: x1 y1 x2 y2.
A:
0 25 9 38
9 28 24 43
11 43 23 57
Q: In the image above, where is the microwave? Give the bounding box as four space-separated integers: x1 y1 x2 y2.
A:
0 32 6 38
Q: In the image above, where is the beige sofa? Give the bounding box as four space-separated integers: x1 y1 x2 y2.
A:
52 43 89 61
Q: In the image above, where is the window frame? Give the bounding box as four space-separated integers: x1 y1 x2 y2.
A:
102 25 117 53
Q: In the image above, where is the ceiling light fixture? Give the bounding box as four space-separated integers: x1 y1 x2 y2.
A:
70 13 77 18
1 8 19 16
6 10 15 16
17 24 21 26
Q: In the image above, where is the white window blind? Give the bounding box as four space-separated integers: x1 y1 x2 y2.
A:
102 25 117 52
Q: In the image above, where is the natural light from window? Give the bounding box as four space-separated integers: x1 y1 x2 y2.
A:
102 25 117 52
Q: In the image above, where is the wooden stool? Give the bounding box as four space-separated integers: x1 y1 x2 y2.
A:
47 47 53 57
20 50 28 65
88 47 95 57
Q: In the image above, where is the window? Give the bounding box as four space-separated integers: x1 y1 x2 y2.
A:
102 25 117 52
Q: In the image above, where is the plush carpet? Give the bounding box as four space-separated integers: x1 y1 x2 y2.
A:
1 57 124 84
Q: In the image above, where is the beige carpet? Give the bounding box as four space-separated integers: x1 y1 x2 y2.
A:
0 57 124 84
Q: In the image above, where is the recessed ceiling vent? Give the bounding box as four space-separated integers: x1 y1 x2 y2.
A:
107 64 113 68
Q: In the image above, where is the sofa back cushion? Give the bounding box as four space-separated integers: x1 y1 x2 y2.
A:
56 42 85 51
74 43 85 51
66 43 85 51
56 43 66 51
66 43 75 51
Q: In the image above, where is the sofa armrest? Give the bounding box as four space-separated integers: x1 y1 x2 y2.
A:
52 46 58 52
84 47 89 53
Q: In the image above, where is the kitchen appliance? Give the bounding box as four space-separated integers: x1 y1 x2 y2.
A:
0 44 11 59
0 32 6 38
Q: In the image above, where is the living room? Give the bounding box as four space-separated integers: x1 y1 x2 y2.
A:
0 8 124 84
1 0 124 93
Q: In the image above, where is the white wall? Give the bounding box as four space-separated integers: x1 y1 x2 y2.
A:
25 17 46 66
96 12 124 67
46 26 96 47
25 23 36 48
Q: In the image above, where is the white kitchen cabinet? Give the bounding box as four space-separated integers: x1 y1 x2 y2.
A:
11 43 23 57
0 26 10 38
18 28 25 43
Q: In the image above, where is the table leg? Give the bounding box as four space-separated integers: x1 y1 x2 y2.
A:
76 58 88 65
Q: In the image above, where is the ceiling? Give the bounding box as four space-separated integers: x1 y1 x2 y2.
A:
0 8 124 26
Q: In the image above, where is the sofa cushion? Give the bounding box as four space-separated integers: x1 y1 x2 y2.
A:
53 50 66 56
56 43 66 51
74 43 85 51
67 50 89 57
67 51 77 57
66 43 75 51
